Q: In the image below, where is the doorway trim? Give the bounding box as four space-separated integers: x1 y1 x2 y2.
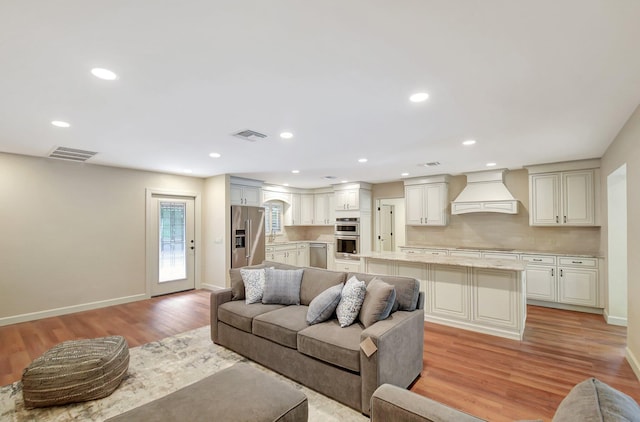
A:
145 188 202 297
605 164 628 326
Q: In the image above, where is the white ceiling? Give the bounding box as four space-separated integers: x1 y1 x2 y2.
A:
1 1 640 188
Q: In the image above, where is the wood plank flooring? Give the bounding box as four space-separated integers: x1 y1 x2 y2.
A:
1 291 639 421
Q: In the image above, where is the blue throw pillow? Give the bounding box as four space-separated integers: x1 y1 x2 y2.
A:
306 283 344 325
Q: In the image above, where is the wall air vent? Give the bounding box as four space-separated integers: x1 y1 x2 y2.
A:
233 129 268 142
48 146 98 162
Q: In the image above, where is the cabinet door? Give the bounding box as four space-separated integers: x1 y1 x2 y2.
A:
345 190 359 210
300 194 314 225
242 186 262 206
429 265 470 320
530 174 561 225
334 191 347 210
563 171 595 225
424 184 447 225
285 194 301 226
296 243 309 267
326 194 335 224
472 268 519 329
271 250 287 264
284 250 297 265
326 243 335 270
526 266 556 301
335 260 361 272
314 194 330 225
405 185 425 225
230 185 244 205
558 267 598 306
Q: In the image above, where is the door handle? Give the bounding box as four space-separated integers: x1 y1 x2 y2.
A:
556 216 559 223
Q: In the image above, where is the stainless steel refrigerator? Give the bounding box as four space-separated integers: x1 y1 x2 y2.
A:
231 205 266 268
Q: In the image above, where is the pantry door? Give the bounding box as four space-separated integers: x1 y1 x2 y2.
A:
148 193 196 296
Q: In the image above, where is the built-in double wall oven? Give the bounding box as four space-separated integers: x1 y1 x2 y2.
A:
335 217 359 259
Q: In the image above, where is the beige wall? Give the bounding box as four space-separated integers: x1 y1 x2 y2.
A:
600 104 640 379
203 174 230 289
0 153 204 322
405 169 601 254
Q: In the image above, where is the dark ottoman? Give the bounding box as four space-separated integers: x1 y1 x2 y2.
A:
106 363 308 422
22 335 129 408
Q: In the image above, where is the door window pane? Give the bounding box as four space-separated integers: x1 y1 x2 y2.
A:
159 201 186 282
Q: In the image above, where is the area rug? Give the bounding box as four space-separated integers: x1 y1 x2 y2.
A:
0 326 367 421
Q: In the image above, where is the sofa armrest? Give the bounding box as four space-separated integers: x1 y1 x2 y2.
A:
359 308 425 415
210 289 233 343
371 384 485 422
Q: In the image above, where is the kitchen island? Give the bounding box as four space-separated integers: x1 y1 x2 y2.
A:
360 252 528 340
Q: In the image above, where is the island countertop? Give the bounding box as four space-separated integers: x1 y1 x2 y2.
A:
359 251 527 271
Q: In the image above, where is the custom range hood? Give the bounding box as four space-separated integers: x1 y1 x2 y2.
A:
451 169 519 215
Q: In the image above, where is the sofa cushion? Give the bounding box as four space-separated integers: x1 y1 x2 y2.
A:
307 283 344 325
262 268 304 305
218 301 285 333
230 263 265 301
300 267 347 306
359 278 396 328
297 319 363 373
348 272 419 311
253 306 310 349
241 268 267 304
336 276 367 328
552 377 640 422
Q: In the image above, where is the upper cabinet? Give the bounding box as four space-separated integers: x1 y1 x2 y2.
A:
404 175 450 226
334 183 372 213
314 192 335 225
526 160 600 227
230 177 263 206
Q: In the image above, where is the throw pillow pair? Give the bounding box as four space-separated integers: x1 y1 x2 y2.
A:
240 267 304 305
306 276 396 328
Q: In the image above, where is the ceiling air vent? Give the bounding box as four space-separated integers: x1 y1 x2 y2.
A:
48 146 98 162
233 129 267 142
419 161 441 167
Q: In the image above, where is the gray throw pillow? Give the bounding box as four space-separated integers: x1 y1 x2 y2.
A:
240 268 267 304
306 283 344 325
336 276 366 328
358 278 397 328
262 268 304 305
552 377 640 422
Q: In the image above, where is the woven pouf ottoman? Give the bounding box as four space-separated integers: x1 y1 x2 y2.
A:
22 335 129 408
106 362 308 422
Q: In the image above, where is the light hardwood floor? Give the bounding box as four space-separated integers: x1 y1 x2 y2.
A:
1 290 639 421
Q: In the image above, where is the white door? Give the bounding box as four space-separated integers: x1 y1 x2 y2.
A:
378 204 394 252
149 195 196 296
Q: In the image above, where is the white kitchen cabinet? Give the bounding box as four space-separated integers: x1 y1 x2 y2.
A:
334 189 360 211
449 251 482 258
521 254 557 302
326 243 335 270
296 242 309 267
313 193 335 225
299 194 315 225
529 169 597 226
284 193 301 226
481 252 519 260
266 244 297 266
404 180 449 226
334 259 361 273
558 257 599 307
231 183 262 206
429 264 470 320
472 268 522 330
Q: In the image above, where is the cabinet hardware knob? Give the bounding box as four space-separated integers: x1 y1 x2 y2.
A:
564 216 567 223
551 268 554 276
560 269 563 277
556 216 559 223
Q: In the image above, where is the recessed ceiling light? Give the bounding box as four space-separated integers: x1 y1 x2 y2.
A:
409 92 429 103
358 158 368 163
401 172 410 177
341 180 348 183
280 132 293 139
486 162 497 167
291 170 300 174
209 152 221 158
283 183 289 187
91 68 118 80
463 139 476 146
51 120 70 128
183 169 193 174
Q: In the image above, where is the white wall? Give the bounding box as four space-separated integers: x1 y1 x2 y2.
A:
606 164 627 326
601 103 640 380
0 153 204 324
203 174 230 289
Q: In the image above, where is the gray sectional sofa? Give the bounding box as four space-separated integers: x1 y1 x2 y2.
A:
210 261 425 416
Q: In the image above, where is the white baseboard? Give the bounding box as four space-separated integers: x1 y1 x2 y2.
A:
201 283 226 291
604 309 628 327
0 293 148 327
626 347 640 382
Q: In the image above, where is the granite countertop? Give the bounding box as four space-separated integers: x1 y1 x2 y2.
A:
400 245 602 258
360 251 528 271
